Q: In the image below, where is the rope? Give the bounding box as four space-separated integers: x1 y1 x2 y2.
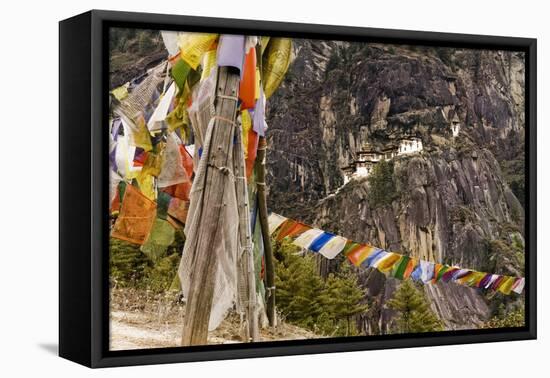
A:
217 94 239 102
207 163 235 182
266 286 276 298
211 115 237 127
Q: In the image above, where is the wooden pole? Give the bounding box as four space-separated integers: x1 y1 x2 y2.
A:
181 68 240 346
233 114 259 341
256 136 276 327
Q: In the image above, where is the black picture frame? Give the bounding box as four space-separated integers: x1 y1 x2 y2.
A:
59 9 537 368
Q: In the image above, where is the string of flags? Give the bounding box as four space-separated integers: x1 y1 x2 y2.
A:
268 213 526 295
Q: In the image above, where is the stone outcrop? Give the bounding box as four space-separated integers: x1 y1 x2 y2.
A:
266 39 525 332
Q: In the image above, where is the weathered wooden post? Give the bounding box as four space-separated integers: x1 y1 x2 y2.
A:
181 67 241 346
256 136 276 327
233 110 259 341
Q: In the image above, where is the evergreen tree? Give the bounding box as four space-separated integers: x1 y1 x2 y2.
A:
320 267 368 336
275 241 324 329
274 240 369 335
386 280 443 333
367 160 398 208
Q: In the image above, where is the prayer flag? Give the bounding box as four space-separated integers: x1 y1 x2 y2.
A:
318 235 347 259
158 132 187 188
512 277 525 294
262 38 292 98
268 213 288 234
497 276 516 295
347 244 376 267
167 197 190 224
239 46 257 110
140 218 175 262
246 129 259 178
171 58 191 91
217 34 245 72
420 261 435 283
147 82 176 131
277 221 309 241
392 255 411 280
111 184 157 245
293 229 325 249
365 249 386 268
178 33 218 70
309 232 336 253
376 253 402 273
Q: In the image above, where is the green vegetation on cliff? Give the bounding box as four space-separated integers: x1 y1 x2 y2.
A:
366 160 398 209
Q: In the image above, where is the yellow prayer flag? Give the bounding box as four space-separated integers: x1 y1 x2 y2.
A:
135 171 156 200
200 49 217 82
111 83 129 101
255 67 261 101
241 109 252 159
260 36 270 55
178 33 218 70
498 276 516 295
377 253 402 273
262 38 292 98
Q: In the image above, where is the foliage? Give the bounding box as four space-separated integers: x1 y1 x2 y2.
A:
449 205 475 224
386 280 443 334
109 227 185 293
500 156 525 207
110 238 149 286
366 160 398 208
274 240 368 336
318 264 369 336
109 28 160 53
325 50 340 75
487 239 525 276
434 47 454 68
483 306 525 328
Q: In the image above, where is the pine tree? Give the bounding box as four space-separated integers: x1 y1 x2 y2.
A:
386 280 443 333
275 241 324 329
320 268 368 336
274 240 370 335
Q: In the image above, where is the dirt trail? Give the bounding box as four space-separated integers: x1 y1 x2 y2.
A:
109 290 322 350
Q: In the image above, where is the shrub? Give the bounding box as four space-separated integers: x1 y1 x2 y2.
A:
366 160 398 208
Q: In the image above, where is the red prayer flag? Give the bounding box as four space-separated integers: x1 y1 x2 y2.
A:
246 129 259 178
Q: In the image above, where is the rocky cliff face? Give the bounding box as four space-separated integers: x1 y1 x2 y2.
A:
265 39 525 332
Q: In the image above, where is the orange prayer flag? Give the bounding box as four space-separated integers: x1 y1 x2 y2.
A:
162 182 191 202
347 244 376 267
239 47 257 110
179 144 194 179
276 221 310 241
111 184 157 245
403 258 417 279
167 197 190 224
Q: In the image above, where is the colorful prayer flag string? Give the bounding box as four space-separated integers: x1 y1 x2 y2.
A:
267 213 525 295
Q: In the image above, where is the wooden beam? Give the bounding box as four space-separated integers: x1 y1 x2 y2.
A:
256 136 276 327
233 119 259 341
181 67 240 346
